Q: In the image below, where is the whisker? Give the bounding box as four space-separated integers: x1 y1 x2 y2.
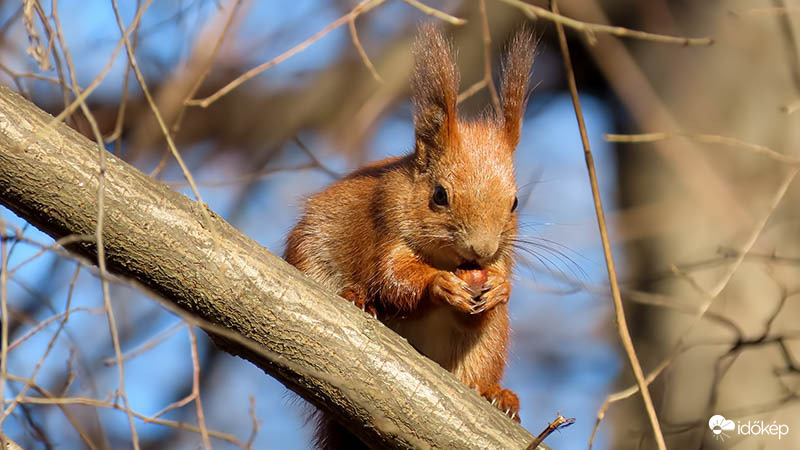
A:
509 236 589 285
512 236 588 265
514 244 575 281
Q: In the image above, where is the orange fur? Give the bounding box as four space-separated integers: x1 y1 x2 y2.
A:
285 24 535 448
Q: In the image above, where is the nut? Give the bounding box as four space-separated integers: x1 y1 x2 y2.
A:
456 268 487 296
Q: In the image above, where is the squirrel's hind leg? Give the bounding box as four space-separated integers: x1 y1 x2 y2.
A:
481 384 521 423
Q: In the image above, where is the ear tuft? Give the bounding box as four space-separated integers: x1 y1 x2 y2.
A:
411 24 460 162
500 28 536 149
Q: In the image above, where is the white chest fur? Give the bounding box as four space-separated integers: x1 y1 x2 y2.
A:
387 306 485 386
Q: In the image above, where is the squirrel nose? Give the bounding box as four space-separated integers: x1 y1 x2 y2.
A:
469 239 499 261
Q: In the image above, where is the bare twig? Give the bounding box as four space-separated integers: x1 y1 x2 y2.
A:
9 307 104 353
293 136 341 179
23 0 53 71
551 1 666 449
501 0 712 46
187 0 466 108
1 267 84 431
478 0 501 114
105 0 142 144
15 388 245 446
401 0 465 25
102 322 185 366
676 168 798 335
41 0 154 134
605 132 800 166
527 413 575 450
186 0 386 107
7 234 94 278
0 224 8 427
172 0 245 133
110 0 206 206
245 396 259 450
588 353 676 449
731 6 800 16
189 326 212 450
349 17 383 83
457 78 488 104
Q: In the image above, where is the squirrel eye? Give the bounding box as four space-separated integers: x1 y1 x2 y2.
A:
432 185 449 207
511 196 519 212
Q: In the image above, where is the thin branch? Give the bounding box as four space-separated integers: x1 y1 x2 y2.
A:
245 396 259 450
4 375 96 449
527 413 575 450
105 0 143 144
102 321 185 366
732 6 800 16
293 136 341 179
551 1 666 449
187 0 466 107
588 351 676 449
457 78 488 104
189 326 211 450
9 307 104 353
605 132 800 166
348 17 383 83
110 0 206 207
186 0 387 107
38 0 154 137
500 0 713 46
401 0 465 25
172 0 245 134
14 391 244 447
478 0 501 114
0 224 8 428
7 234 94 278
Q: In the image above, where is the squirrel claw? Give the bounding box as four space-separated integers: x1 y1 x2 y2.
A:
475 270 510 313
431 271 476 314
481 384 521 423
470 299 489 315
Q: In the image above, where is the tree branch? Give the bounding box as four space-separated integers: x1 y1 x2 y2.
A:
0 84 541 449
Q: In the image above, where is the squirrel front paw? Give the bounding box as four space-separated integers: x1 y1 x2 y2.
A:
481 384 521 422
470 268 510 315
430 271 477 314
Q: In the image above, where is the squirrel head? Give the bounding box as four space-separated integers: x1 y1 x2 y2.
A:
405 25 535 270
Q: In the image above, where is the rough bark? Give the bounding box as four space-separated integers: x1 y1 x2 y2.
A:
0 84 543 448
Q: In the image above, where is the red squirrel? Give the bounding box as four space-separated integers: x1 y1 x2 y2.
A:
285 24 534 449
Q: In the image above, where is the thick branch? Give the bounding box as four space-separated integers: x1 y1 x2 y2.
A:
0 84 540 449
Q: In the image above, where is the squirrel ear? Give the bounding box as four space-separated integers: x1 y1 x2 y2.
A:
411 24 459 165
500 29 535 149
